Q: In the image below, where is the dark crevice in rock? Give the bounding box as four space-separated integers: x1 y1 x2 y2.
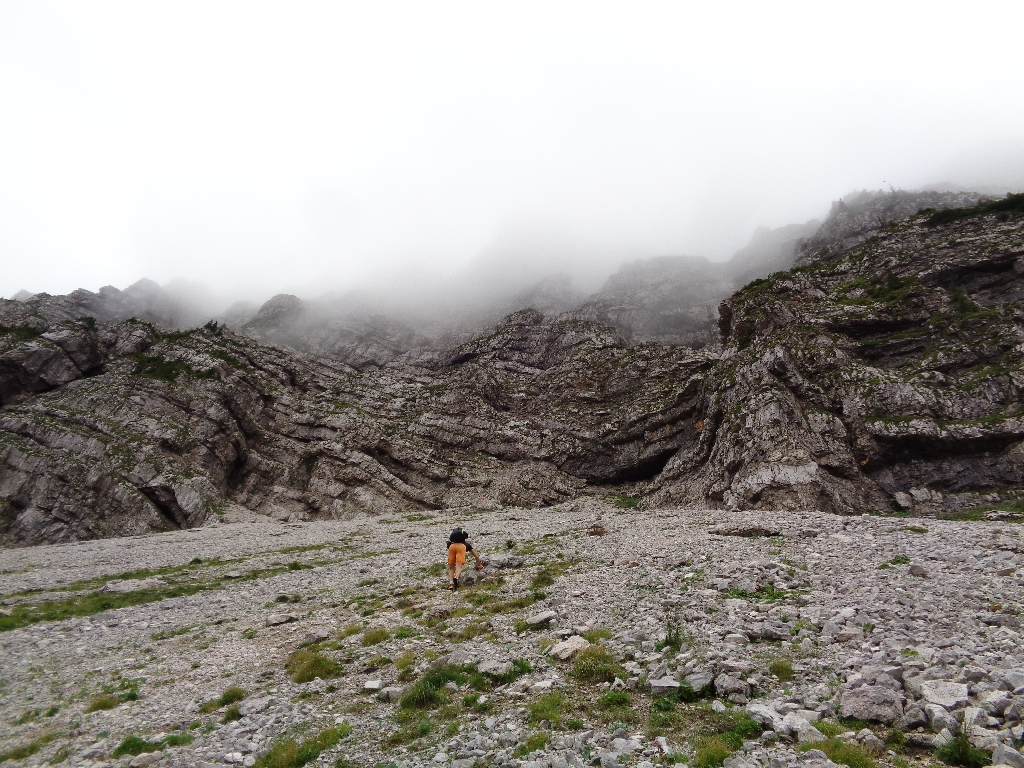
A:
139 485 187 529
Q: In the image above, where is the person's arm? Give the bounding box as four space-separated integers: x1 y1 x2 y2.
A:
468 542 484 568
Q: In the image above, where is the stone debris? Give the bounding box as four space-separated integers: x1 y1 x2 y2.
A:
1 502 1024 768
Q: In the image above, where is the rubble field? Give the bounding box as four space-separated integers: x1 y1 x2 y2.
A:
0 500 1022 768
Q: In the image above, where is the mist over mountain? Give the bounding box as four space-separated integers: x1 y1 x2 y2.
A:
3 204 821 360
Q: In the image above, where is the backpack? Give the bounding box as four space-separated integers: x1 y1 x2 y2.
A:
450 527 468 543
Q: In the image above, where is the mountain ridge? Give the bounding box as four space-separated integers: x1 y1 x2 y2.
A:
3 190 1023 546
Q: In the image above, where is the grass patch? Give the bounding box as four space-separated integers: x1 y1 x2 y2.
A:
0 556 326 632
582 627 612 643
395 651 416 670
527 692 565 725
15 709 39 724
479 658 532 687
935 730 990 768
198 685 247 713
0 733 57 763
151 625 195 641
801 738 877 768
657 615 687 653
513 732 549 757
128 353 217 383
815 720 847 738
484 595 537 615
254 725 349 768
0 583 211 632
449 621 487 641
86 693 120 712
925 192 1024 227
597 690 635 723
385 715 433 746
48 744 73 764
222 704 242 723
338 623 362 639
769 659 794 681
109 729 192 761
111 735 164 758
361 627 390 646
724 584 789 603
399 664 474 710
603 494 642 509
904 526 928 534
287 650 342 683
694 736 734 768
571 645 624 683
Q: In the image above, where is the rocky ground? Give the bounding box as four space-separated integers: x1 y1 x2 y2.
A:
1 501 1022 768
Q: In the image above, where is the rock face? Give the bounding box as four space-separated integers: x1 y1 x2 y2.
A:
0 302 712 545
3 191 1024 545
571 221 819 349
651 193 1024 514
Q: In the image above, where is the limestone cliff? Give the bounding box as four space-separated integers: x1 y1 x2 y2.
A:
650 193 1024 515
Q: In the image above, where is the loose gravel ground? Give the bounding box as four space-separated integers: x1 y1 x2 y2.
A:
1 501 1022 768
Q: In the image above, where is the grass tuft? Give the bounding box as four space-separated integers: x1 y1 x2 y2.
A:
254 725 348 768
801 738 877 768
769 659 794 681
527 692 565 725
0 733 57 763
199 685 248 713
935 730 990 768
399 664 473 710
571 645 624 683
86 694 120 712
694 736 733 768
361 627 391 646
286 650 342 683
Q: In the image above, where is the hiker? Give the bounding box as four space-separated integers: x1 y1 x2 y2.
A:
446 526 484 590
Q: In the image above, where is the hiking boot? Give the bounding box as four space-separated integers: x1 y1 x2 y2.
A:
453 578 459 591
446 581 455 590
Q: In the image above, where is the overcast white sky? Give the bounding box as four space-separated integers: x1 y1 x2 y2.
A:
2 1 1023 301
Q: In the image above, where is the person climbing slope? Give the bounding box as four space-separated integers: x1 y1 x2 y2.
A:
446 526 483 590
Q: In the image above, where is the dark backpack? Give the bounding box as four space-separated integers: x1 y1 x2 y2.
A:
450 527 468 543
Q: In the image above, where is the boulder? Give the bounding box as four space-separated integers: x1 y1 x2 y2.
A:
746 702 789 736
476 659 513 677
548 635 590 660
921 681 970 710
992 745 1024 768
685 670 714 692
526 610 556 626
379 686 404 702
839 685 903 723
265 613 298 626
649 676 681 696
715 673 751 698
925 703 956 732
238 696 272 716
